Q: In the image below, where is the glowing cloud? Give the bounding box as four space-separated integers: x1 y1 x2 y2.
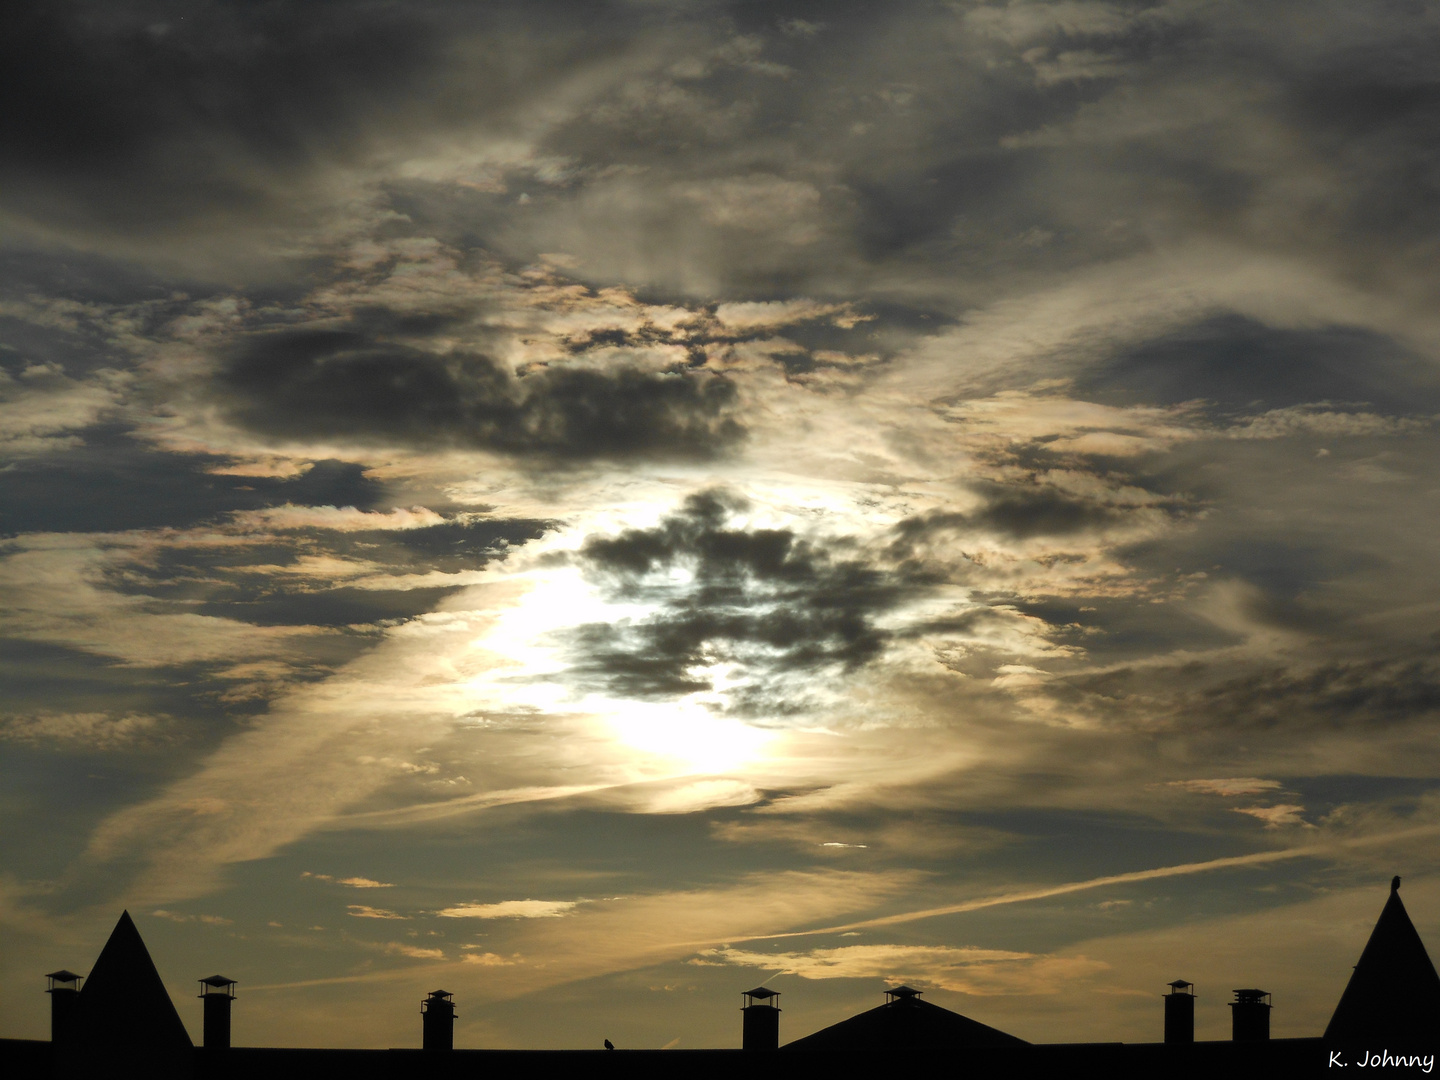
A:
437 900 580 919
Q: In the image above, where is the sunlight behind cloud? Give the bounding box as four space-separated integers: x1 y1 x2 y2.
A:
605 700 774 776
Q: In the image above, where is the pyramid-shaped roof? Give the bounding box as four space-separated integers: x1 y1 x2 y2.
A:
78 910 193 1052
782 988 1028 1051
1325 878 1440 1045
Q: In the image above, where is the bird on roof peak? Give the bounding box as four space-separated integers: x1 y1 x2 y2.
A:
1392 875 1402 893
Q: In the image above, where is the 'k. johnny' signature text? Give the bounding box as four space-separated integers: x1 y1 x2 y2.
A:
1330 1050 1435 1071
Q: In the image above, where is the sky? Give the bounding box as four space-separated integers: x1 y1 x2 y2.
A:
4 0 1440 1052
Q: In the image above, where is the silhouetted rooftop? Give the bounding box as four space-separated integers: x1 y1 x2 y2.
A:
1324 879 1440 1045
782 988 1028 1052
78 910 192 1054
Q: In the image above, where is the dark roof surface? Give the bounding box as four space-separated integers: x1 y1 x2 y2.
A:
1325 881 1440 1044
78 910 193 1052
782 991 1028 1052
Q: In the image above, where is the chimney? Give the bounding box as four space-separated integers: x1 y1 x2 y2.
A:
1230 988 1271 1041
421 990 455 1051
741 986 780 1051
1164 980 1195 1043
45 970 83 1047
198 975 236 1050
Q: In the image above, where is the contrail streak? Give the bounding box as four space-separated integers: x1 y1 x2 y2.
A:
723 825 1440 943
245 826 1438 992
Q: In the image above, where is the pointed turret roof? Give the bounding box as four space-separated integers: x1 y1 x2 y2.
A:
78 910 193 1052
1325 878 1440 1044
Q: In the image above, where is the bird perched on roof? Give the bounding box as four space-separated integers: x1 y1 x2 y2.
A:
1393 875 1402 893
604 1038 614 1050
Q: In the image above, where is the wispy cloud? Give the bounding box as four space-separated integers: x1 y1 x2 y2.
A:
700 943 1108 996
152 910 233 925
383 943 444 960
0 711 165 748
1234 805 1311 829
1169 778 1284 797
303 873 394 887
460 951 521 966
437 900 579 920
347 905 408 920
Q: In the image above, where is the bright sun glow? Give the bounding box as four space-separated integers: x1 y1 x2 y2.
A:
457 564 775 776
605 698 773 774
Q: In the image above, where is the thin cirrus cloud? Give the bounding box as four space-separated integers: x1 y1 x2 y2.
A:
437 900 581 920
346 905 407 920
1234 805 1312 830
698 944 1109 996
304 873 394 888
1169 779 1285 797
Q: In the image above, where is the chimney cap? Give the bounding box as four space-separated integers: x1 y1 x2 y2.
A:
1167 979 1194 992
198 974 237 998
425 989 454 1000
46 970 83 992
885 985 923 1002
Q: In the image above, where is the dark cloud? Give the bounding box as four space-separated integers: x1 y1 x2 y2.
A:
0 428 382 535
0 2 478 232
372 519 552 570
104 517 549 627
0 3 394 220
976 487 1127 540
891 482 1143 550
566 490 922 707
219 328 744 460
0 637 220 722
1065 650 1440 747
0 1 684 255
6 0 1440 302
1078 315 1440 414
187 586 459 630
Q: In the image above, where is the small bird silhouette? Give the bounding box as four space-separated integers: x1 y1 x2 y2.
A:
604 1038 614 1050
1392 875 1402 893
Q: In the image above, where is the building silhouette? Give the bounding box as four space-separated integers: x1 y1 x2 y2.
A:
419 989 455 1051
1163 978 1195 1043
199 975 237 1051
783 983 1028 1051
740 985 780 1050
5 878 1437 1079
1325 876 1440 1045
35 910 194 1076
